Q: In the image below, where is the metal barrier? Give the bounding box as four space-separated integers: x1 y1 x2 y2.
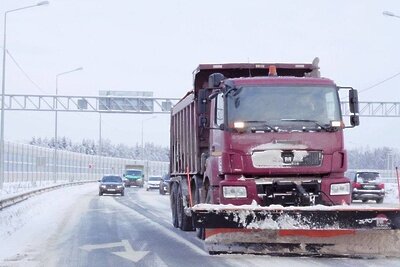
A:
1 141 169 193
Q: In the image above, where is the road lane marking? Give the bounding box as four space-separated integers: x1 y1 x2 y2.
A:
80 239 149 263
111 197 207 255
112 240 149 263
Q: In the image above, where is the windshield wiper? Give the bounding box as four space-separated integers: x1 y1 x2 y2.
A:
280 119 333 132
241 120 279 132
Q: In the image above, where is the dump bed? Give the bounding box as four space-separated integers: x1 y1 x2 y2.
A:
193 62 319 91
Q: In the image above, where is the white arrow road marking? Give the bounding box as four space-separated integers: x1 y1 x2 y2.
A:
80 241 124 251
80 240 149 263
112 240 149 263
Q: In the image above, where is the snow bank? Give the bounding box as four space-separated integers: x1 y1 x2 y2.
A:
0 183 95 261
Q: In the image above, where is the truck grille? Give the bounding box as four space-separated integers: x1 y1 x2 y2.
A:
251 150 322 168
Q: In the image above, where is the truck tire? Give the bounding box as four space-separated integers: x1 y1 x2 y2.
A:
376 198 384 204
170 183 179 228
177 183 194 231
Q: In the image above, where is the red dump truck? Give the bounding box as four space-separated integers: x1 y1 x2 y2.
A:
169 59 400 257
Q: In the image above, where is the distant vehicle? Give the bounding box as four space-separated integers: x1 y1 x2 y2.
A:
99 175 125 196
146 176 162 191
123 168 144 187
349 171 385 203
159 174 170 195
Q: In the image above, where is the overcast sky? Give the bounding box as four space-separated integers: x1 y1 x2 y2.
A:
1 0 400 149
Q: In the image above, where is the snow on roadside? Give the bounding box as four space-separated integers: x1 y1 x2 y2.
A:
0 183 96 262
385 183 399 204
0 180 75 201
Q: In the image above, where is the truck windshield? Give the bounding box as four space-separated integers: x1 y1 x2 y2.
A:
126 170 142 176
226 85 341 130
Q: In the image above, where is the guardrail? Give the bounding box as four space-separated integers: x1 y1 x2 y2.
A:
0 180 95 210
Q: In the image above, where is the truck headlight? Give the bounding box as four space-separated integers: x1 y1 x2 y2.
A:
223 186 247 198
330 183 350 196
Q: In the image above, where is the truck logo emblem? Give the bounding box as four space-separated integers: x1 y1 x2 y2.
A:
281 151 294 164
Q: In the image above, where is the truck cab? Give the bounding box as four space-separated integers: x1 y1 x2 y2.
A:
170 59 359 210
124 168 144 187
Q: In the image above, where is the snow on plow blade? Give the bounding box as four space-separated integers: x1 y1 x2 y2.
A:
191 204 400 257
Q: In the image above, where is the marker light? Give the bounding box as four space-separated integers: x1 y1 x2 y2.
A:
233 121 245 129
268 65 277 76
331 121 341 127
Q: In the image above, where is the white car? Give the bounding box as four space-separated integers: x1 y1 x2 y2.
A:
146 176 162 191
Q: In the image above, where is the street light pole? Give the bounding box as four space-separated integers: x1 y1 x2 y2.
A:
99 112 102 176
0 1 49 190
383 11 400 19
141 116 156 160
54 67 82 183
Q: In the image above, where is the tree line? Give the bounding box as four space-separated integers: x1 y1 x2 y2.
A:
29 137 169 162
347 146 398 170
28 137 398 170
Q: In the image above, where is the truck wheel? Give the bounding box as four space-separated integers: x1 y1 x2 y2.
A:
376 198 384 204
170 183 179 228
362 199 368 203
161 189 165 195
177 183 194 231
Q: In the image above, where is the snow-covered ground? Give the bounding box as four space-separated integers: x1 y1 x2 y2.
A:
0 180 73 201
0 182 399 266
0 183 96 264
384 183 399 204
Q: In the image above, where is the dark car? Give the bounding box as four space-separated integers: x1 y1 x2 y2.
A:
349 171 385 203
159 174 170 195
99 175 125 196
123 169 144 187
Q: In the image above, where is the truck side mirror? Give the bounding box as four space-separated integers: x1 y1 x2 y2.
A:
350 115 360 126
209 73 225 88
198 89 207 113
339 87 360 128
349 89 359 114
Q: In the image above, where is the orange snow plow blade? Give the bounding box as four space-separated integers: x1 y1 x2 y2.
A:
191 204 400 257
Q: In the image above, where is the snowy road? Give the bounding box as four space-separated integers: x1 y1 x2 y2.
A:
0 184 399 267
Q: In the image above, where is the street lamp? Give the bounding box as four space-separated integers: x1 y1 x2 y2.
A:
0 1 49 190
54 67 83 182
141 116 156 160
383 11 400 19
